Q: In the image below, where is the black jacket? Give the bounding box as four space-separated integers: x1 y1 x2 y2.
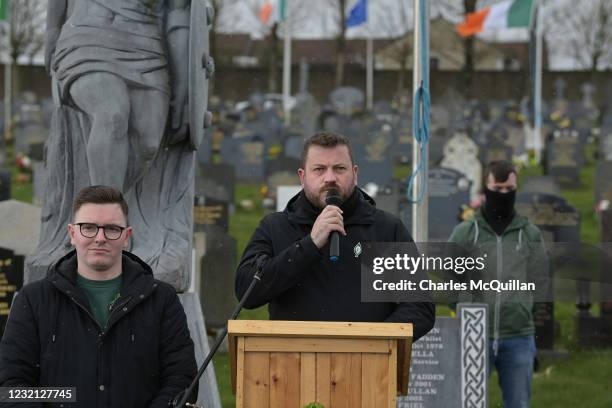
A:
0 250 197 408
235 188 435 341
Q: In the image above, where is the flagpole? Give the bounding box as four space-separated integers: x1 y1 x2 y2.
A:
282 1 291 126
533 0 543 163
3 0 11 145
366 36 373 111
411 0 429 243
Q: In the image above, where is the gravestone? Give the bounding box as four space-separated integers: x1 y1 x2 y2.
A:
397 304 488 408
599 126 612 161
200 230 238 330
195 163 235 204
372 180 402 217
354 127 394 187
595 161 612 205
521 176 561 196
480 130 513 165
220 138 266 182
440 133 482 199
0 248 25 338
265 157 300 201
328 87 364 115
193 196 229 233
0 200 41 256
0 168 10 201
399 168 471 242
516 192 580 349
284 136 305 160
290 93 319 138
545 128 583 188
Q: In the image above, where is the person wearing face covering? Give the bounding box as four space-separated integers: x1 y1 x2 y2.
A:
235 132 435 342
448 161 549 408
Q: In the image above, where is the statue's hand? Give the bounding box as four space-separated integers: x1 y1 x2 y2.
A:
167 94 188 145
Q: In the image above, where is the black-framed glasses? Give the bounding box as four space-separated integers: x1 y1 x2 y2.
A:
74 223 127 240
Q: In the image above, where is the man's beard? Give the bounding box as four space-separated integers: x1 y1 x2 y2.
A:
304 184 354 209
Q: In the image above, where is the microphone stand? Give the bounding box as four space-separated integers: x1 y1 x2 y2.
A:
172 256 267 407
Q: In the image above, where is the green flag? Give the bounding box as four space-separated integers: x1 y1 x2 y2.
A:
0 0 7 21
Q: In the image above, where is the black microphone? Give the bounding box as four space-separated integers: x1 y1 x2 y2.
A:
325 188 342 262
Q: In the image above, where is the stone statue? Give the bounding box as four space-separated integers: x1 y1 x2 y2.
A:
26 0 214 291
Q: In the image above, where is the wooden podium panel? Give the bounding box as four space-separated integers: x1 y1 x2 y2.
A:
228 320 413 408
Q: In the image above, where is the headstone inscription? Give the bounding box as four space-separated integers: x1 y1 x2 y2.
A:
0 248 24 338
397 304 488 408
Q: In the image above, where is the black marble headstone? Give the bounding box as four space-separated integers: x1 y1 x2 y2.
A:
0 169 10 201
200 231 237 329
0 248 24 338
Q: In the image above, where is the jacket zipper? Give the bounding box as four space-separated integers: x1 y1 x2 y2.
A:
493 234 502 357
106 297 133 329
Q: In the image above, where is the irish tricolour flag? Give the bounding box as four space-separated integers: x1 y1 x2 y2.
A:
456 0 534 37
259 0 286 25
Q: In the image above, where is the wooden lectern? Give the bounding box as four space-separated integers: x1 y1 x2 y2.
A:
228 320 413 408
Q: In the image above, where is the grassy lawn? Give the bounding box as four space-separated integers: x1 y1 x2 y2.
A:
5 140 611 407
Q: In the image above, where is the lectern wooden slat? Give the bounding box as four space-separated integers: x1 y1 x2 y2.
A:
228 320 413 408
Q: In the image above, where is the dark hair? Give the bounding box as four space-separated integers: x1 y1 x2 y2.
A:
300 131 354 168
73 185 129 221
483 160 516 187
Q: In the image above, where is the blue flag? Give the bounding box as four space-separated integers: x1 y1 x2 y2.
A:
346 0 367 28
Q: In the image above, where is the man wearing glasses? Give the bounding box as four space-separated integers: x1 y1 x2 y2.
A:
0 185 197 407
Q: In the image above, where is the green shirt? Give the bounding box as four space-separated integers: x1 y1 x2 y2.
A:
76 273 122 328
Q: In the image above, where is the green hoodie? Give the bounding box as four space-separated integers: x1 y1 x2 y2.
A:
448 210 549 342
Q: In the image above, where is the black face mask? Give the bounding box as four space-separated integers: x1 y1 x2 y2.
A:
484 188 516 220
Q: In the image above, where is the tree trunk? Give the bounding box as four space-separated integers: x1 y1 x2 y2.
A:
462 0 477 98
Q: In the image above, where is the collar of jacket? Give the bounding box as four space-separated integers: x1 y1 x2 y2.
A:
47 249 157 300
284 187 376 226
473 209 530 235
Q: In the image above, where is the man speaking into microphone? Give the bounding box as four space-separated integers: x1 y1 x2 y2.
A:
235 132 435 341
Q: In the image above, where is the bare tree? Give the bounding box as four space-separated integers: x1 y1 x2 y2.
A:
547 0 612 73
372 0 413 90
0 0 45 64
0 0 45 98
238 0 309 93
327 0 349 88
